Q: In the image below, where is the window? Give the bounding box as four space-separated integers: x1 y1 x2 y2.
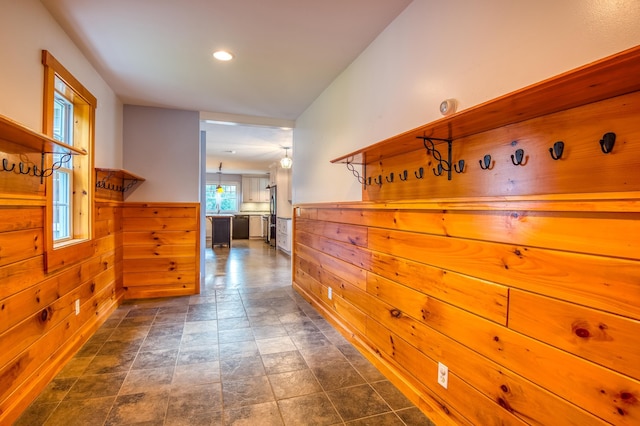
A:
206 183 238 213
52 87 74 241
42 50 96 272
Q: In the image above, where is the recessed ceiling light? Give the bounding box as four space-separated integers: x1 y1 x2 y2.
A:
213 50 234 61
205 120 237 126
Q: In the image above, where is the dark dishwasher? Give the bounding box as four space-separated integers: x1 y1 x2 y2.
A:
232 215 249 239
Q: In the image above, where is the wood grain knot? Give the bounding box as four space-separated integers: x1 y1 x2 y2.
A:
90 283 96 293
389 308 402 318
500 385 509 393
497 397 513 412
40 309 48 322
620 392 636 404
574 328 590 338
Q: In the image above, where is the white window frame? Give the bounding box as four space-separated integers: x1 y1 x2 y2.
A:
206 182 239 213
52 89 74 242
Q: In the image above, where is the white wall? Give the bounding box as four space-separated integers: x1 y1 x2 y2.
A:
0 0 122 167
293 0 640 203
123 105 200 202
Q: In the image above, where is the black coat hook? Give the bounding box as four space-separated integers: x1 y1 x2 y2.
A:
549 141 564 160
511 149 525 166
2 158 16 172
600 132 616 154
386 172 394 183
454 159 465 173
433 164 444 177
399 170 408 181
374 175 383 186
414 167 424 179
479 154 492 170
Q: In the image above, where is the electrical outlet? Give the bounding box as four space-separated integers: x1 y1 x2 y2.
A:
327 287 332 300
437 362 448 389
75 299 80 316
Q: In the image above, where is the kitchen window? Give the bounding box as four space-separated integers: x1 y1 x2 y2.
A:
42 50 96 271
206 183 238 212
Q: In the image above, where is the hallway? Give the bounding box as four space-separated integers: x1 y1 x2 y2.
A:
16 240 432 425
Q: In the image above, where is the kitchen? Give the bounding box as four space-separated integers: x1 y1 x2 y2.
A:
205 158 293 254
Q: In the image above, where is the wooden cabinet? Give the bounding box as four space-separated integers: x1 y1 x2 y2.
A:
249 215 262 238
276 217 291 253
242 176 269 202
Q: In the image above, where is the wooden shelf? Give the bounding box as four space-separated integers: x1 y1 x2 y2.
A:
95 168 145 196
95 168 145 182
332 45 640 165
0 113 86 155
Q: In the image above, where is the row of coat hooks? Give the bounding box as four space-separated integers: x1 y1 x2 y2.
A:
347 132 617 187
1 153 72 184
95 170 141 193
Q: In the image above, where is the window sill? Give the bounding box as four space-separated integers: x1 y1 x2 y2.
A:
46 238 95 273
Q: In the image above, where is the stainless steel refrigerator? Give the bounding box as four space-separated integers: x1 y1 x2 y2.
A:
268 185 277 247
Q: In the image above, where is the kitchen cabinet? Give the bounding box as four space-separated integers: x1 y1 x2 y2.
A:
276 217 291 254
242 176 269 202
249 215 263 238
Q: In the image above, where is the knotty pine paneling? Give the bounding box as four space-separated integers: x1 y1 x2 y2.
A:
0 200 121 425
367 226 640 319
293 203 640 425
361 90 640 201
509 289 640 379
0 153 45 196
295 49 640 425
121 203 200 299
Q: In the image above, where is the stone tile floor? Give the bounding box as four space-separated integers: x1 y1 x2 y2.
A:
16 240 434 425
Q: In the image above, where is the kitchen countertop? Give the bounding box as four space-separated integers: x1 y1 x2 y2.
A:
206 212 269 217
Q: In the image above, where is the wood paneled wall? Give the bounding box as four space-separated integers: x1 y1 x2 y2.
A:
293 52 640 425
0 163 201 423
122 203 200 299
0 184 122 424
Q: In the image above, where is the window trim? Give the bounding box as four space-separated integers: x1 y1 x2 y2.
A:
42 50 97 272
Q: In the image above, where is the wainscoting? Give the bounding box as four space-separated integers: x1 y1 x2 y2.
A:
293 46 640 425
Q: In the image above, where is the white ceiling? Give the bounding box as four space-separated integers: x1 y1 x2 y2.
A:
41 0 412 174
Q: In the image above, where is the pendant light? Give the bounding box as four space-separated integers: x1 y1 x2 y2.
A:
280 147 292 169
216 162 224 193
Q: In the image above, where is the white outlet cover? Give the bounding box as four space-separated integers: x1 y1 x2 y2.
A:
328 287 332 300
437 362 448 389
75 299 80 315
